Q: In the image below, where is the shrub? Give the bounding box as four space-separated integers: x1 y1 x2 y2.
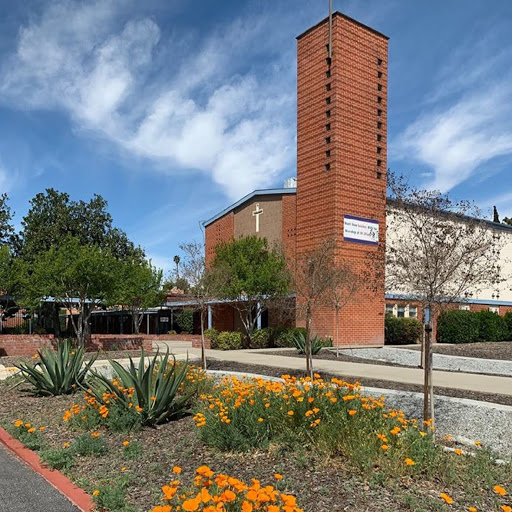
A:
292 331 331 355
385 316 422 345
72 433 108 456
477 310 509 342
92 478 131 512
211 331 243 350
204 328 218 344
10 420 46 451
504 312 512 340
271 327 306 348
86 351 193 426
437 310 480 344
249 328 271 348
175 310 194 334
15 339 97 396
167 329 177 335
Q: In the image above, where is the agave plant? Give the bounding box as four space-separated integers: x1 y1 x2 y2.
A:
292 332 330 356
15 339 97 396
86 350 192 426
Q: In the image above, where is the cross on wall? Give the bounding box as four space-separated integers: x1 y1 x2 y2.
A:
252 203 263 232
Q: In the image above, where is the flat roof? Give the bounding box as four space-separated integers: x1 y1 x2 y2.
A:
296 11 389 41
203 188 297 227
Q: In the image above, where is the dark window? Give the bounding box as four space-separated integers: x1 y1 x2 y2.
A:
377 84 382 91
325 136 331 144
377 147 382 154
326 150 331 158
326 110 331 118
377 159 382 167
326 123 331 131
377 109 382 116
376 171 382 179
326 70 331 78
326 97 331 105
326 83 331 91
325 163 331 171
377 58 383 66
377 121 382 129
377 134 382 142
377 96 382 104
377 71 383 79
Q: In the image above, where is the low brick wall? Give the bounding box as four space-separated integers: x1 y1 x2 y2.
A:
0 334 152 356
190 337 210 349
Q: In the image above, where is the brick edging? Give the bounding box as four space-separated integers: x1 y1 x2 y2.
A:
0 426 94 512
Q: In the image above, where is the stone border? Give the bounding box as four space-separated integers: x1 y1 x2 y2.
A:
0 427 94 511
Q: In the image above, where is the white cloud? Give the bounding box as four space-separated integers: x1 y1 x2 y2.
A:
393 81 512 192
0 0 295 199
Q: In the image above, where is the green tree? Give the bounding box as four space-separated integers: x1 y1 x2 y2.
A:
209 236 290 342
0 193 14 247
117 258 164 334
22 236 119 346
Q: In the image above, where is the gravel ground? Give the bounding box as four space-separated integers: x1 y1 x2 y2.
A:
339 347 512 376
404 342 512 360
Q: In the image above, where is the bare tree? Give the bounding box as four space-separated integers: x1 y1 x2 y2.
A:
387 173 503 422
179 242 213 370
329 263 361 357
290 240 338 378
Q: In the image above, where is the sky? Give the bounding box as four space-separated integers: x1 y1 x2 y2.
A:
1 0 512 274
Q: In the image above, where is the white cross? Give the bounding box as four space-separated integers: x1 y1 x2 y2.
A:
252 203 263 232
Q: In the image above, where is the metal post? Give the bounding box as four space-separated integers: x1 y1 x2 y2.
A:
208 305 212 329
146 313 150 335
256 302 262 330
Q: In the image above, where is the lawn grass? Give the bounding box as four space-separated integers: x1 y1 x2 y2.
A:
0 361 511 512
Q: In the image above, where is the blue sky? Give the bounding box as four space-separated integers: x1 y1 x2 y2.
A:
1 0 512 274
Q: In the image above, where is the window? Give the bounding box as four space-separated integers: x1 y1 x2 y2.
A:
325 150 331 158
376 171 382 179
377 71 383 79
325 123 331 131
377 109 382 117
326 83 331 91
377 58 383 66
325 163 331 171
377 121 382 129
377 96 382 104
489 306 500 314
377 147 382 154
377 159 382 167
325 136 331 144
377 84 382 91
326 70 331 79
459 304 470 311
385 304 395 316
397 305 405 318
408 306 417 318
326 110 331 118
326 97 331 105
377 134 382 142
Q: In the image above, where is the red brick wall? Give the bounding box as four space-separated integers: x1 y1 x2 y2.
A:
282 194 297 260
296 13 388 346
211 304 235 332
205 212 235 266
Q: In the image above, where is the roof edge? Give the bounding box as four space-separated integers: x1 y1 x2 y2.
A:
203 188 297 228
296 11 389 41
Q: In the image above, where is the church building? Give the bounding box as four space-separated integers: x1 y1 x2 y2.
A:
202 12 512 346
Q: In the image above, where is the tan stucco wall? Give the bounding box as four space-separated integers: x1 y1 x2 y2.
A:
234 195 283 247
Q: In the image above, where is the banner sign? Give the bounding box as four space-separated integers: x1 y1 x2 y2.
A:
343 215 379 245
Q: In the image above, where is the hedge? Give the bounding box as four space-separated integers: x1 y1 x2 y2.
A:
476 310 509 342
437 310 480 344
211 331 243 350
175 310 194 334
384 316 422 345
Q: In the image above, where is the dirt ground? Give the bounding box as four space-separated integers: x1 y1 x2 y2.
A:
403 342 512 360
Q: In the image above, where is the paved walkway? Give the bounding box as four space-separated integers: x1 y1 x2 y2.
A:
0 443 79 512
154 342 512 397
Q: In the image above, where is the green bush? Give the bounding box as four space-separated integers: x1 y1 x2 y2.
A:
175 310 194 334
504 312 512 340
271 327 306 348
292 332 331 355
72 434 108 456
167 329 177 335
477 310 509 342
249 328 271 349
204 328 218 344
40 447 75 470
15 339 97 396
211 331 243 350
92 478 131 512
385 316 422 345
437 310 480 344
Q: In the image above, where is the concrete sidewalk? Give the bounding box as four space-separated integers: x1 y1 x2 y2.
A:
0 443 79 512
156 343 512 397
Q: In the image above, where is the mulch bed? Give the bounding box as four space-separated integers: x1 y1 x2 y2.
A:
208 359 512 407
403 342 512 361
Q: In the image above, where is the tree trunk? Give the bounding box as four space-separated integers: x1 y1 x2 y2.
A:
52 302 61 338
200 309 207 370
335 306 340 358
305 305 313 379
133 311 140 334
423 319 433 424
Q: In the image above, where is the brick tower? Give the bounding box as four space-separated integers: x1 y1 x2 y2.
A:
296 12 388 346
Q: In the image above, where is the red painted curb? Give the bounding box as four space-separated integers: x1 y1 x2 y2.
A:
0 426 95 512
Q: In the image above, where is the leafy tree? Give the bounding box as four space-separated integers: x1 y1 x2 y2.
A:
209 236 290 342
0 193 14 247
22 236 119 346
387 172 502 422
117 258 163 334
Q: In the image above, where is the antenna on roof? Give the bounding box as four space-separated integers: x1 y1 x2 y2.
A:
328 0 333 62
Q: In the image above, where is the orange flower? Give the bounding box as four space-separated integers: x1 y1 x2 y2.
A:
439 493 454 504
182 496 201 511
258 418 264 422
122 440 130 447
38 426 45 431
62 442 70 448
91 432 100 438
274 473 283 480
27 428 36 433
454 449 462 455
404 458 415 466
474 440 481 446
242 501 253 512
221 489 236 502
173 466 182 474
468 507 477 512
287 411 294 416
348 410 357 416
92 490 100 496
502 507 512 512
381 444 389 451
494 485 507 496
